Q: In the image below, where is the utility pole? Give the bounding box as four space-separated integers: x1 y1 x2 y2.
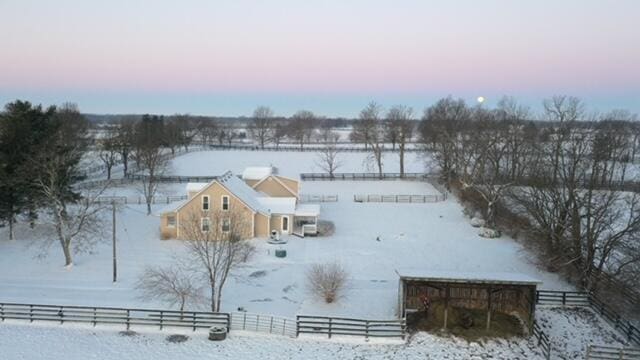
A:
112 202 117 283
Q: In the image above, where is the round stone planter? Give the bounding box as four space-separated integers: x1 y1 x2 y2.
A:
275 249 287 258
208 326 227 341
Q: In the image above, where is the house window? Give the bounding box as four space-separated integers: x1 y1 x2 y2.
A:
222 218 230 232
167 215 176 228
202 195 210 211
221 196 229 211
201 218 211 232
282 216 289 232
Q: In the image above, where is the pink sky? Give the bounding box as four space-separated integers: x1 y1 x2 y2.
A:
1 0 638 116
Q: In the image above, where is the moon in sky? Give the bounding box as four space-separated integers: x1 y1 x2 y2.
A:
477 96 485 104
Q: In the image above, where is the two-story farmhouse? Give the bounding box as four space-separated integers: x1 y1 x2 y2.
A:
160 167 320 240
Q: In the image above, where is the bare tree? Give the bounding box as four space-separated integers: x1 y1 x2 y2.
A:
180 209 255 312
114 117 136 176
33 104 108 267
386 105 414 177
248 106 274 149
135 145 167 215
98 128 120 179
306 262 349 303
269 122 287 149
133 116 167 215
289 110 316 150
419 97 472 189
359 102 385 178
315 132 343 178
137 265 202 313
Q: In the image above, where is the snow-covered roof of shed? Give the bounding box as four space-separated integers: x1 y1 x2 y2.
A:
242 167 273 181
186 182 208 193
396 269 541 286
257 197 296 214
295 204 320 217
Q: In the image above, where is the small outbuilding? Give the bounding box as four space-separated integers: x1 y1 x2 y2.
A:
397 270 541 336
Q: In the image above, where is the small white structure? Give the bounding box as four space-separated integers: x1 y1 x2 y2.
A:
242 167 273 181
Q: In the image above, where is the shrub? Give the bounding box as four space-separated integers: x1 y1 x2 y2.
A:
306 262 348 303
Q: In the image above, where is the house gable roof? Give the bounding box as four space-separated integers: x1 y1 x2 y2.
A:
251 175 298 197
169 171 269 215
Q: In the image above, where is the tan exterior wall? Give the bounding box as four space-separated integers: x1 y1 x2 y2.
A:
276 176 299 196
254 213 270 237
269 214 291 234
253 176 298 197
160 213 178 240
244 179 260 187
169 182 257 240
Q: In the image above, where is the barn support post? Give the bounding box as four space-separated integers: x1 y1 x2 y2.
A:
443 284 449 330
486 287 492 331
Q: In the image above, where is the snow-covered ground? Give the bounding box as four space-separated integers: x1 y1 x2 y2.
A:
167 149 430 178
2 148 625 359
0 178 569 319
0 321 542 360
0 305 629 360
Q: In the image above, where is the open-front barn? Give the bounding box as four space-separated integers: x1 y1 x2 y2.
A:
397 270 541 337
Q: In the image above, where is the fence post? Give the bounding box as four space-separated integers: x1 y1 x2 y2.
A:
93 308 97 327
328 318 332 339
243 312 247 330
256 314 260 331
192 312 196 331
562 292 566 305
365 320 370 340
29 305 33 323
269 316 274 334
60 306 64 324
282 318 286 336
126 310 130 330
295 316 300 337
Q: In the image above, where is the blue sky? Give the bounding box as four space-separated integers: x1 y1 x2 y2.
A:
1 0 639 117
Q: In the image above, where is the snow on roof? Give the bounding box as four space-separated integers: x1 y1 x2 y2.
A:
242 166 273 181
218 172 268 214
257 197 296 214
295 204 320 217
156 199 189 215
186 182 208 193
396 269 542 286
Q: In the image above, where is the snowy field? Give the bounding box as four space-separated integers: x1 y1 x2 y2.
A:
167 149 430 178
0 305 629 360
0 180 570 319
0 149 628 359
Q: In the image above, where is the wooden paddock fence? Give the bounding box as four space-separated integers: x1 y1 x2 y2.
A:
92 195 188 205
298 194 339 203
586 345 640 360
301 172 432 181
353 194 447 203
535 290 640 346
125 174 219 183
230 312 296 337
0 302 229 331
535 290 591 306
208 144 420 153
532 320 552 360
296 315 406 339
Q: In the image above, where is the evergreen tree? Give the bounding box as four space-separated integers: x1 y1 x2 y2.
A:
0 100 56 240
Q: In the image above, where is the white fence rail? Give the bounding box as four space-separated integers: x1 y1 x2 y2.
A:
230 312 296 337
